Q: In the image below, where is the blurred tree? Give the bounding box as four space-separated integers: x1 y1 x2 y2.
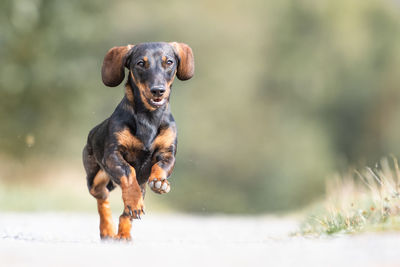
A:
0 0 110 158
260 0 400 164
1 0 400 213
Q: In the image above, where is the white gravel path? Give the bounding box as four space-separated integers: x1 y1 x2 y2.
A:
0 212 398 267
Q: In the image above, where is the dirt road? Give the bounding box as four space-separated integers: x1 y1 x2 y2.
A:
0 212 398 267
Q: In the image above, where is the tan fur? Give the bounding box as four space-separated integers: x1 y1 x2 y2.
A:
129 72 156 111
152 127 176 150
125 82 134 103
143 56 150 68
120 174 143 206
161 56 168 68
166 71 176 88
116 215 132 240
97 198 116 239
115 128 143 149
90 170 110 199
120 169 144 217
149 164 167 180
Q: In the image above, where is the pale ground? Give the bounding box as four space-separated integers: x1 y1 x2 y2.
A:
0 212 399 267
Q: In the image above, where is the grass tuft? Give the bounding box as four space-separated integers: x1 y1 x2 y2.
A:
298 156 400 236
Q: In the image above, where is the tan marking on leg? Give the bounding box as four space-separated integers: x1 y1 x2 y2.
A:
149 164 167 180
152 127 176 150
120 173 144 216
116 215 132 240
90 170 110 199
97 198 116 239
115 167 144 240
148 164 171 194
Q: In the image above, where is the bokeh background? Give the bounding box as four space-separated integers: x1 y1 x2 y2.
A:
1 0 400 214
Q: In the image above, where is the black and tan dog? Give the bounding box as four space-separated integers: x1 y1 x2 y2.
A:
83 42 194 240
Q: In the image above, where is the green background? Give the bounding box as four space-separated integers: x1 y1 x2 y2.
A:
1 0 400 213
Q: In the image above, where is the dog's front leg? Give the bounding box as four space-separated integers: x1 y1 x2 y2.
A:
117 172 144 240
149 126 177 194
148 148 176 194
104 150 144 240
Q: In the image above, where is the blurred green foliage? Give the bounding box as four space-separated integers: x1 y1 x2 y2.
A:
1 0 400 213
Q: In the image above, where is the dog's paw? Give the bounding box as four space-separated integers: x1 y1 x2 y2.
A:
115 214 133 241
124 197 145 220
99 224 116 240
126 205 145 220
115 233 132 241
148 177 170 194
100 234 115 241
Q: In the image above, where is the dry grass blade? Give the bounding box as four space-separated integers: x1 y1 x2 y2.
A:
298 157 400 236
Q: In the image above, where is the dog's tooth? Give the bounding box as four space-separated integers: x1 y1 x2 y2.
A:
165 186 170 193
149 181 154 188
161 182 168 191
155 181 162 189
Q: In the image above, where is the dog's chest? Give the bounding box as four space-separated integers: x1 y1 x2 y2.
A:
135 120 158 150
123 123 158 182
119 122 158 161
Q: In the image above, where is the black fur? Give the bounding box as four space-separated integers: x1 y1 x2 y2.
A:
83 42 181 197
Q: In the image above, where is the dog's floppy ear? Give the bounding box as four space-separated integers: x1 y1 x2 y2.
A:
101 45 134 87
170 42 194 80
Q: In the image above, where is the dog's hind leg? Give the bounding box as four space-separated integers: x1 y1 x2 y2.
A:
102 150 144 241
97 196 115 239
90 170 116 239
83 145 116 239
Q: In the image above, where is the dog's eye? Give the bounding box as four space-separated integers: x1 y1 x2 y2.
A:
166 60 174 66
137 61 145 67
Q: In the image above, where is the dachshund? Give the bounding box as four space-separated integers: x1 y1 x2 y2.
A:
82 42 194 240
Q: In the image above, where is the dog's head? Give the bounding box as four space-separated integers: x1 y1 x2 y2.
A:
101 42 194 109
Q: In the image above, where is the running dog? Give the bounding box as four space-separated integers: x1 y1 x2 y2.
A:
82 42 194 240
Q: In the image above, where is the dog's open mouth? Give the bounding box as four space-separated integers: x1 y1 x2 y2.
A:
149 97 166 107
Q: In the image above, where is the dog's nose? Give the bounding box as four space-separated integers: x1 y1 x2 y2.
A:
150 86 166 97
